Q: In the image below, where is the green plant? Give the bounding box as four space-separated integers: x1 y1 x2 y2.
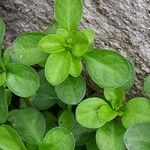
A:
0 0 150 150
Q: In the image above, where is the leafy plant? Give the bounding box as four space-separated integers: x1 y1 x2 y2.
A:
0 0 149 149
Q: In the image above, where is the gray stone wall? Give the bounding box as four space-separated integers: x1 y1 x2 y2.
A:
0 0 150 97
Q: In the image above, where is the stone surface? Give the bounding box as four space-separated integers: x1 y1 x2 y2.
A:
0 0 150 97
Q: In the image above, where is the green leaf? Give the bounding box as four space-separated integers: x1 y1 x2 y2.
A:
84 50 132 88
54 0 83 31
72 32 89 57
98 104 121 123
30 70 58 110
55 75 86 104
70 54 82 77
0 87 8 124
42 127 75 150
0 72 6 86
124 123 150 150
38 34 65 53
58 109 75 130
81 29 95 43
0 125 26 150
76 97 107 128
144 75 150 97
122 97 150 128
8 108 46 145
45 51 71 85
56 28 69 38
0 18 5 50
43 23 59 35
96 121 126 150
6 63 39 97
11 33 48 65
104 87 125 110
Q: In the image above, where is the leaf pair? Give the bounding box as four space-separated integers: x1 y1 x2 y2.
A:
39 29 91 85
76 97 121 129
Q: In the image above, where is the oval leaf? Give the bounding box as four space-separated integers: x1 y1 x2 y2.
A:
76 97 107 128
84 50 132 88
55 75 86 105
54 0 83 31
124 123 150 150
8 108 46 145
122 97 150 128
96 121 126 150
11 33 48 65
0 125 26 150
6 63 39 97
45 51 71 85
38 34 65 53
42 127 75 150
58 109 75 130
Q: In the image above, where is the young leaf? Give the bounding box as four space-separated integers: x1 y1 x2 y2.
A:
45 51 71 85
0 18 5 50
96 121 126 150
72 32 89 57
98 104 121 123
124 123 150 150
56 28 69 38
43 23 59 35
70 54 82 77
38 34 65 53
54 0 83 31
81 29 95 43
11 33 48 65
0 125 26 150
76 97 107 128
6 63 39 97
0 72 6 86
41 127 75 150
144 75 150 97
55 75 86 105
84 50 132 88
8 108 46 145
58 109 75 130
30 70 58 110
104 87 125 110
122 97 150 128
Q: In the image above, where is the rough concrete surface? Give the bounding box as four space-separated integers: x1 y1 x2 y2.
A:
0 0 150 98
